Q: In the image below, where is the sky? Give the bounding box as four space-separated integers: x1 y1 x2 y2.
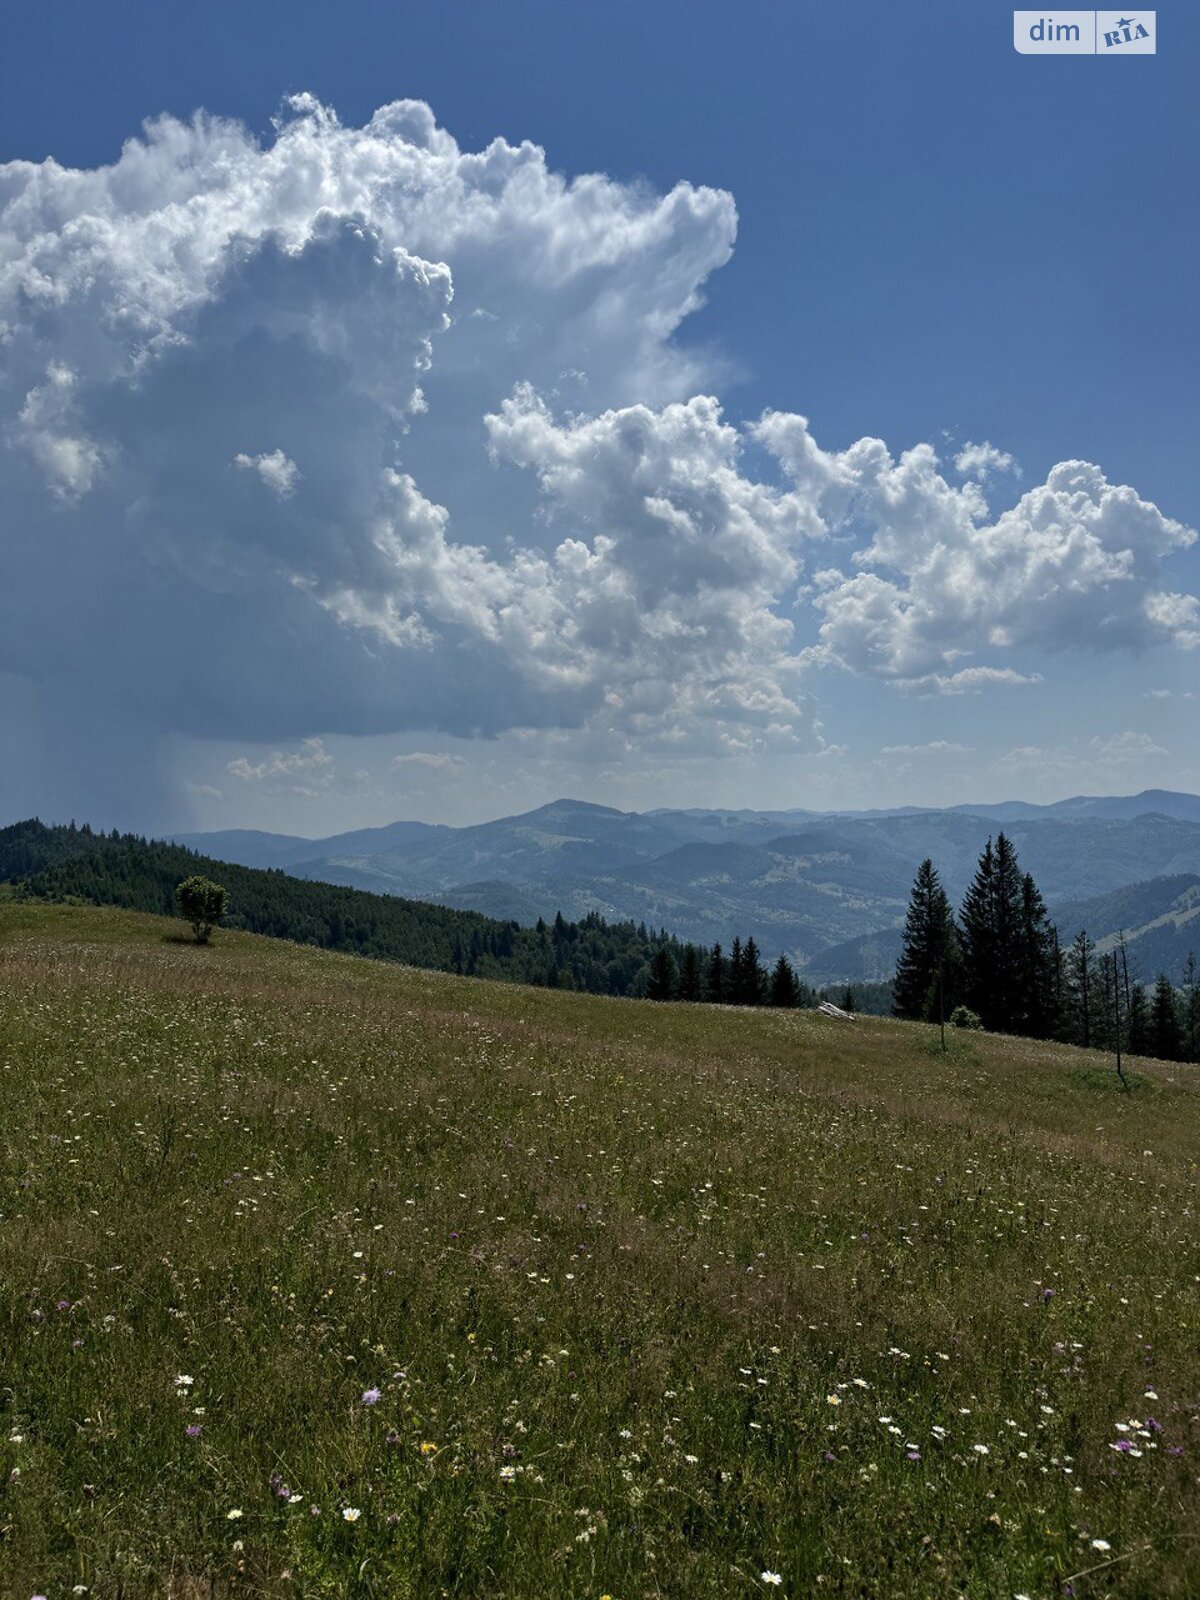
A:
1 0 1197 835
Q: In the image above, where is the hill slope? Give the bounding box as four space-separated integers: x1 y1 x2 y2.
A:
0 818 687 998
2 901 1198 1597
1053 874 1200 977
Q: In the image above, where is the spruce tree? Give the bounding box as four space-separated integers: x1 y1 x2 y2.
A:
706 943 726 1003
1017 872 1058 1038
960 834 1026 1032
1127 982 1150 1056
678 945 703 1002
647 947 677 1001
893 858 959 1021
960 839 997 1025
992 834 1027 1031
768 953 800 1007
742 938 766 1005
1067 930 1096 1048
1151 973 1181 1061
728 938 745 1003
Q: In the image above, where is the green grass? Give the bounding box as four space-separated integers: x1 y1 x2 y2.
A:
2 903 1199 1599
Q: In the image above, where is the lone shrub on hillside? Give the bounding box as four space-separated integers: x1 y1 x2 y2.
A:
949 1004 984 1031
175 876 228 944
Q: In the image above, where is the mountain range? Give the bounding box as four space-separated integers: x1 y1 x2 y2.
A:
170 790 1200 983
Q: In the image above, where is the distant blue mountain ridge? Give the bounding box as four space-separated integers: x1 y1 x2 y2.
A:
168 791 1200 982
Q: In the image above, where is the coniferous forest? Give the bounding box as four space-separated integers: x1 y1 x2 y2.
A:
0 820 835 1007
892 832 1200 1062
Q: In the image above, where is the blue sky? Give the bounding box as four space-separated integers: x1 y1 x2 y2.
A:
2 1 1197 832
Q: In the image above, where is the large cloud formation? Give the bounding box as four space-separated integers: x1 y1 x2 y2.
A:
1 94 1195 815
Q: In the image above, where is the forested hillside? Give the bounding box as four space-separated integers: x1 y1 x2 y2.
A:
0 820 682 997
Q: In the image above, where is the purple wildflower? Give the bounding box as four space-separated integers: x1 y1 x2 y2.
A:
186 1424 203 1438
361 1387 382 1406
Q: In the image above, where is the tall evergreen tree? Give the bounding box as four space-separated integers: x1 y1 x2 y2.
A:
893 858 959 1021
678 944 703 1002
1067 930 1096 1048
741 938 766 1005
959 834 1026 1032
1017 872 1058 1038
768 952 800 1007
728 937 745 1003
646 947 678 1001
1126 982 1150 1057
1151 973 1181 1061
706 943 726 1003
960 838 998 1025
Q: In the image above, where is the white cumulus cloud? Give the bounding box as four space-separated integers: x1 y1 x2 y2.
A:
228 737 334 788
1087 730 1168 763
954 440 1019 480
235 449 300 497
0 93 1195 821
391 751 464 771
805 452 1196 683
880 740 973 756
0 93 744 801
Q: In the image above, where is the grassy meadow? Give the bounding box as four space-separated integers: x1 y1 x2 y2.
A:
1 902 1198 1599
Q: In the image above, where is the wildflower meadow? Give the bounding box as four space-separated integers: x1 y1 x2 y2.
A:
2 902 1198 1598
